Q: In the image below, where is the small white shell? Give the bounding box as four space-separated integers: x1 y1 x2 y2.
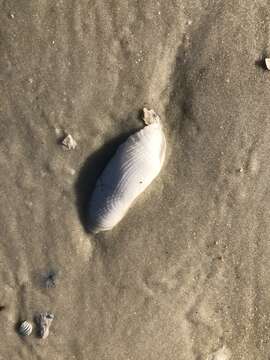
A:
88 108 166 233
265 58 270 70
37 312 54 339
18 321 32 336
62 134 77 150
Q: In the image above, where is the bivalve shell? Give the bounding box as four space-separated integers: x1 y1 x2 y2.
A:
88 108 166 233
18 320 32 336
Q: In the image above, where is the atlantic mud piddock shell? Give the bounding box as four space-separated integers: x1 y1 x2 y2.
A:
18 320 32 336
88 108 166 233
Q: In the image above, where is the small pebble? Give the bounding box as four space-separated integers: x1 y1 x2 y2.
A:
9 12 15 19
265 58 270 70
68 168 76 176
62 134 77 150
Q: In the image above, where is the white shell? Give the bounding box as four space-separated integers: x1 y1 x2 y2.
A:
265 58 270 70
19 321 32 336
62 134 77 150
37 312 54 339
88 108 166 233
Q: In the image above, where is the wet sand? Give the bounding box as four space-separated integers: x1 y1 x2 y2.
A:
1 0 270 359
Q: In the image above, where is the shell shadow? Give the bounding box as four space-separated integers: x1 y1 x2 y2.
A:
75 127 140 233
255 50 268 70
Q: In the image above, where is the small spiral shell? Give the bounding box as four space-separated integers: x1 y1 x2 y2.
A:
18 320 32 336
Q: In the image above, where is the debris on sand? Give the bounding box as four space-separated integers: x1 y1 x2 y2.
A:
43 270 57 288
238 167 244 173
36 312 54 339
62 134 77 150
265 58 270 70
18 320 33 336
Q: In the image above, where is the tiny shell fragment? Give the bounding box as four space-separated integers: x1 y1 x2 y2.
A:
62 134 77 150
265 58 270 70
36 312 54 339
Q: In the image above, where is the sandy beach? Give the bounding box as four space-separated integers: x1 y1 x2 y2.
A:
1 0 270 359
